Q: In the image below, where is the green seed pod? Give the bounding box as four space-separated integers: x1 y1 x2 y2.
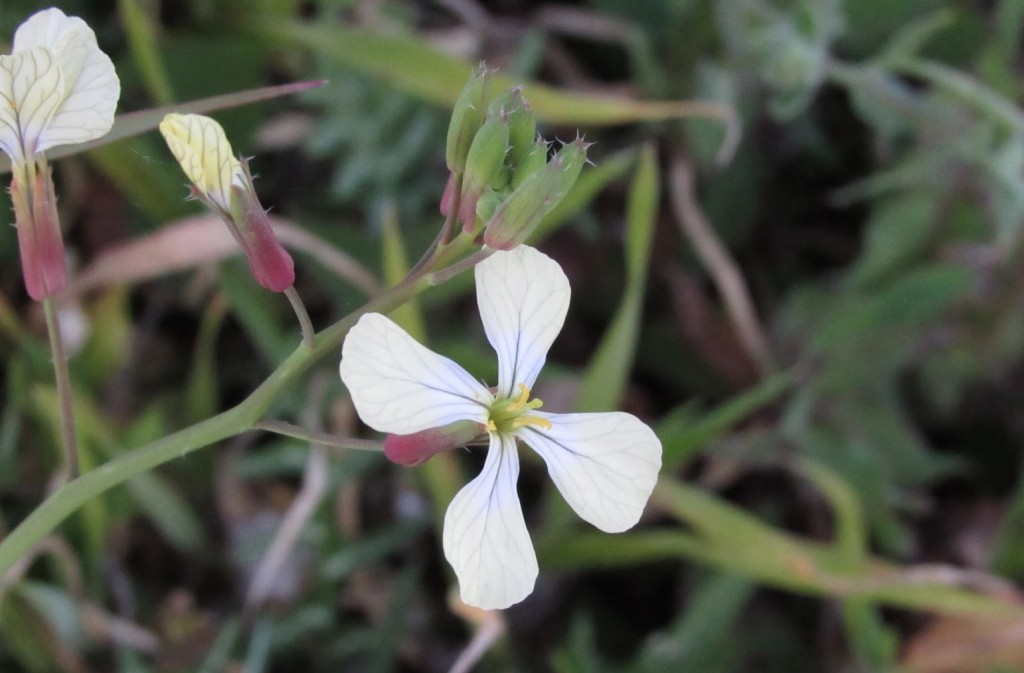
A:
446 64 490 174
511 138 548 190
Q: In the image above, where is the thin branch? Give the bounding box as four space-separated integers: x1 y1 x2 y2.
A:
283 286 316 349
668 152 773 374
429 247 495 286
253 419 383 453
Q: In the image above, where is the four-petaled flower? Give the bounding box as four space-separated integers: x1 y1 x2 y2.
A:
0 7 120 300
340 246 662 609
0 8 119 164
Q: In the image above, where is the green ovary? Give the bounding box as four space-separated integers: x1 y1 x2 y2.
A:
486 383 551 434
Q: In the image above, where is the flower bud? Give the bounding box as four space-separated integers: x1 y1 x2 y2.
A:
483 137 590 250
475 190 504 223
446 64 490 175
11 163 68 300
493 87 536 168
384 420 487 466
439 172 457 218
459 116 509 229
160 113 296 292
228 161 296 293
510 138 548 190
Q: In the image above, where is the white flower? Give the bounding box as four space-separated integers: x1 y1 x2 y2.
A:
340 246 662 609
0 8 119 164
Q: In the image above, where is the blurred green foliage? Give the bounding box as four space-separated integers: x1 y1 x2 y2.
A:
5 0 1024 672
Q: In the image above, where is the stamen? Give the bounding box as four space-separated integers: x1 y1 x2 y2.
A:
506 383 531 412
487 383 550 434
511 415 552 431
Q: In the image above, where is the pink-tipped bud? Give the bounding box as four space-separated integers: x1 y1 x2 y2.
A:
384 420 487 466
440 172 457 218
228 161 296 293
11 165 68 301
459 116 511 232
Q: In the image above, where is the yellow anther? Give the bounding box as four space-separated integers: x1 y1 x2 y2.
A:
511 415 552 431
506 383 531 412
487 383 550 434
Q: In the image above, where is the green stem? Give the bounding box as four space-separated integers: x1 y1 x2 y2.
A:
0 261 448 577
283 286 316 349
254 418 383 452
41 297 79 480
409 174 463 277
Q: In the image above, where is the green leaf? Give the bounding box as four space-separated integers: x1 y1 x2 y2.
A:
119 0 176 105
31 387 208 555
877 8 956 61
196 619 243 673
888 57 1024 134
660 371 794 470
849 194 941 288
634 573 752 673
380 204 426 342
544 477 1024 619
0 584 66 672
12 581 85 649
258 21 737 136
574 145 658 413
88 138 196 224
186 297 228 424
218 262 295 364
813 263 974 352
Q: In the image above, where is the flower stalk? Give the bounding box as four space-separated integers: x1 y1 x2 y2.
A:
41 296 79 480
0 214 483 579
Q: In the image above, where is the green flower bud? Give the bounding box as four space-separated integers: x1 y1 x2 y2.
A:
459 116 510 229
464 116 510 191
505 89 537 167
546 135 589 202
476 189 505 222
446 64 490 174
483 137 591 250
511 138 548 189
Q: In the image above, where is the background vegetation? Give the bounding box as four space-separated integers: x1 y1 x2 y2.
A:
2 0 1024 671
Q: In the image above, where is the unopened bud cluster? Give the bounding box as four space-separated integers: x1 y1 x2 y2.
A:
442 65 590 250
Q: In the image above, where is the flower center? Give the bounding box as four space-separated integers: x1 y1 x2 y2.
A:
486 383 552 434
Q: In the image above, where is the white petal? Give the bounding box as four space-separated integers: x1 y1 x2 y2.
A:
0 48 64 161
475 246 570 397
159 113 244 211
340 313 490 434
443 433 538 609
14 8 119 153
520 412 662 533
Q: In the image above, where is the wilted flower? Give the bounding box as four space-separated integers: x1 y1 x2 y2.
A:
159 113 295 292
340 246 662 609
0 7 120 299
